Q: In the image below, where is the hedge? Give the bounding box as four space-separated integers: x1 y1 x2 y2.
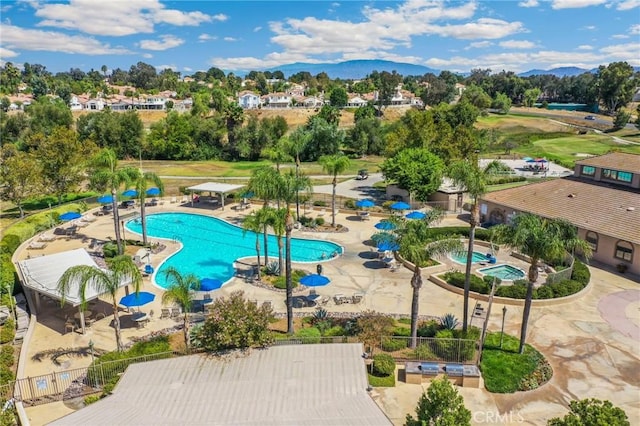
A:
442 271 498 294
371 353 396 377
0 319 16 344
422 226 494 242
295 327 322 343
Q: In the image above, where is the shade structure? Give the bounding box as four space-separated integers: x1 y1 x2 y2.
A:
356 199 375 208
525 159 537 164
390 201 411 210
119 291 155 308
375 221 397 230
122 189 138 197
97 195 114 204
59 211 81 221
405 211 426 220
522 157 533 161
299 274 331 287
377 241 400 252
200 278 223 291
536 158 548 163
146 187 161 196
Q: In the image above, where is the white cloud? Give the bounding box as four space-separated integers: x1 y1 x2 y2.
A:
156 64 177 71
34 0 213 36
211 14 228 21
142 53 153 59
465 41 493 50
223 37 238 42
499 40 537 49
577 44 593 50
183 66 192 72
551 0 607 9
518 0 539 7
198 34 218 42
611 34 629 39
253 26 262 32
331 2 340 7
2 24 131 55
582 25 597 30
617 0 640 10
599 41 640 65
630 24 640 34
139 35 184 51
0 47 19 58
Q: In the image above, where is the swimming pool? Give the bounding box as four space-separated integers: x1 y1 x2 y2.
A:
477 264 526 281
125 212 342 289
450 251 489 264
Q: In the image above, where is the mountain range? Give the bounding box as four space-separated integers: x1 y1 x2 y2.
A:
245 59 638 80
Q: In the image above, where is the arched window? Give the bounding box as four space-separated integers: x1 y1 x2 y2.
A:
585 231 598 252
614 240 633 262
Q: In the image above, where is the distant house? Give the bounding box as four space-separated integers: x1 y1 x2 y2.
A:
287 83 306 97
109 101 132 111
347 96 368 107
263 92 291 108
237 91 262 109
134 97 165 110
69 96 83 111
84 99 105 111
300 96 323 108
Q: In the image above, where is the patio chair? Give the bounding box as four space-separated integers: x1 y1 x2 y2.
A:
28 241 47 250
170 307 182 319
160 308 171 319
170 196 177 203
64 320 76 334
352 293 364 304
39 234 56 242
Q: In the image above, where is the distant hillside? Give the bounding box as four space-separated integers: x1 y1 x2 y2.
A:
265 59 440 79
519 65 640 77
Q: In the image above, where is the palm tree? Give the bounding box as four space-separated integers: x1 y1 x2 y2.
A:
161 267 201 352
58 256 142 352
133 170 164 245
242 212 263 280
91 149 139 255
285 128 310 221
271 208 287 276
397 210 463 348
492 213 592 353
248 167 281 264
448 159 501 331
262 138 292 172
319 154 351 227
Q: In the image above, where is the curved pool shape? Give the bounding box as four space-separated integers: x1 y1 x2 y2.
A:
450 251 489 265
125 212 342 289
478 264 526 281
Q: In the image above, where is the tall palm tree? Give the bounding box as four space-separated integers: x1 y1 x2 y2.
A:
492 213 592 353
397 210 463 348
319 154 351 227
248 167 281 265
242 212 263 279
58 256 142 352
262 138 292 172
285 128 310 221
161 267 201 352
133 170 164 245
271 208 287 276
447 159 501 331
91 149 139 255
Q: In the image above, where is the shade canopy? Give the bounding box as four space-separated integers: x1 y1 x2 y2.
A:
536 158 548 163
146 187 161 196
59 212 81 221
390 202 411 210
522 157 533 161
299 274 331 287
239 190 255 198
119 291 155 308
97 195 114 204
356 199 375 208
199 278 223 291
375 221 397 230
122 189 138 197
377 241 400 252
187 182 245 194
405 211 426 220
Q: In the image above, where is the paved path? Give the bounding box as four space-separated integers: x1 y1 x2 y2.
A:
313 173 385 199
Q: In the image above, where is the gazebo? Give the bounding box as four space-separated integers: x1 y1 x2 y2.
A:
186 182 245 210
16 248 130 334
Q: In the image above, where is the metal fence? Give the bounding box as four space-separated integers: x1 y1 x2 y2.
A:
375 336 479 364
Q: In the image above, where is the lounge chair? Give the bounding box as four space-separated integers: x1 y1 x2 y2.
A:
352 293 364 304
170 196 177 204
160 308 171 319
81 215 96 223
28 241 47 250
317 209 326 217
39 234 56 242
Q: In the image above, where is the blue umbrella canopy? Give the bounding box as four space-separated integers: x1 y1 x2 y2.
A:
240 190 255 198
406 211 426 220
377 241 400 252
300 274 331 287
356 199 375 208
522 157 534 161
525 159 537 163
390 201 411 210
119 292 155 308
59 211 81 221
199 278 223 291
146 187 161 196
375 221 397 230
122 189 138 197
97 195 114 204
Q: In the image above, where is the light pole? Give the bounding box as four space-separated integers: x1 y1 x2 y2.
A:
500 306 507 348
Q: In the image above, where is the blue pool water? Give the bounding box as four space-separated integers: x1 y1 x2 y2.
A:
478 264 526 281
125 212 342 289
450 251 489 264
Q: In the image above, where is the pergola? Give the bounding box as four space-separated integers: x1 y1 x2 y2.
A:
16 248 130 334
186 182 245 210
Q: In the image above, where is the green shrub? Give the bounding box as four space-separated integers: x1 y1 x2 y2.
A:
102 242 118 258
381 337 408 352
413 343 436 360
396 318 411 325
83 395 101 405
372 353 396 377
295 327 321 343
314 217 325 226
417 320 439 337
313 200 327 207
0 345 15 368
344 199 356 209
0 319 15 344
272 269 303 289
535 285 555 299
0 255 17 291
0 235 21 256
299 216 314 226
571 260 590 286
421 226 493 241
323 326 346 337
442 271 491 294
368 372 396 387
495 281 528 299
0 365 15 383
393 326 411 337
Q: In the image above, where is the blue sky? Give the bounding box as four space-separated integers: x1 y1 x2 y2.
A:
1 0 639 75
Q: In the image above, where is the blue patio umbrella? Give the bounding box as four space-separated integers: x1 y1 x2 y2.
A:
97 195 114 204
356 199 375 208
390 201 411 210
405 211 426 220
240 190 255 199
146 187 161 196
375 221 397 230
59 211 81 221
122 189 138 197
300 274 331 287
522 157 533 162
119 291 155 308
377 241 400 252
199 278 223 291
525 159 537 163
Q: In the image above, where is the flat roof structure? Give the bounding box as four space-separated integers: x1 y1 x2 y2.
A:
186 182 245 194
576 152 640 174
50 343 391 426
481 178 640 244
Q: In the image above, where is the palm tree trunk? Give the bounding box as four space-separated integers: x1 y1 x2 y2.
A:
112 303 123 351
285 215 294 335
295 157 300 221
263 224 269 265
112 188 123 255
277 237 284 276
254 236 262 279
410 268 422 349
519 261 538 354
462 224 476 332
141 197 148 245
331 177 337 227
183 313 190 353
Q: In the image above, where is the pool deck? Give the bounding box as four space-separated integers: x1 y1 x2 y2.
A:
14 200 640 426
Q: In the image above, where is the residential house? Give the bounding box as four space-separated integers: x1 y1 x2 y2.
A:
84 99 105 111
262 92 291 108
69 96 83 111
347 95 368 107
237 91 262 109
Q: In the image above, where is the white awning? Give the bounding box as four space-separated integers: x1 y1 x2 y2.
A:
16 248 127 306
186 182 244 194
